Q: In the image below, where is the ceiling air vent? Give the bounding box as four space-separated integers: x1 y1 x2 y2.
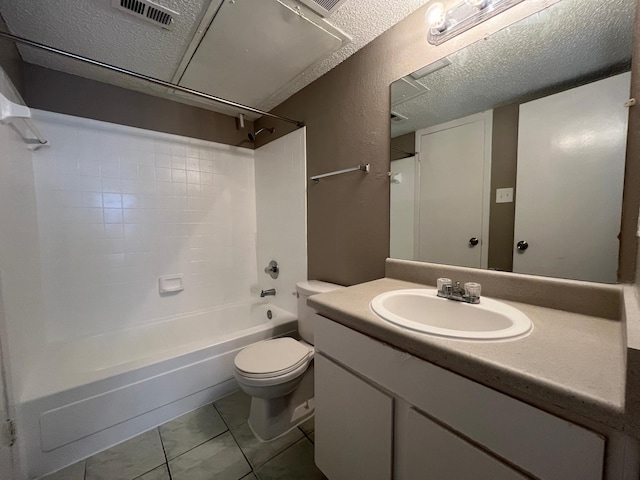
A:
112 0 178 30
297 0 349 18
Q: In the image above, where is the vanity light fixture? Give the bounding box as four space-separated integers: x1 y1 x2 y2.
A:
426 2 448 33
465 0 488 8
426 0 524 45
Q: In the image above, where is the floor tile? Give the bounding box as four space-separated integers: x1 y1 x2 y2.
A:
241 474 258 480
159 404 228 459
169 431 251 480
85 429 165 480
135 464 170 480
214 389 252 429
309 431 315 443
255 438 326 480
231 422 304 468
40 461 85 480
299 416 315 435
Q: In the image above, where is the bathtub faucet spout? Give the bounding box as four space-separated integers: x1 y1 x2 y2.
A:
260 288 277 298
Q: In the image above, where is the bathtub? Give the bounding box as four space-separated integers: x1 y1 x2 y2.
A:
19 301 297 479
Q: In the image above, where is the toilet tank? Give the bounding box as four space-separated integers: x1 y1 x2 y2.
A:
296 280 344 344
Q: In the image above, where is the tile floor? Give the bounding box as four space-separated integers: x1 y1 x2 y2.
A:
41 390 326 480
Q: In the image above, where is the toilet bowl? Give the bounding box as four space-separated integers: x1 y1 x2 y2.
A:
233 280 344 441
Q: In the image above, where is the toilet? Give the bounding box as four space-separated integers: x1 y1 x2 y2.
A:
234 280 344 441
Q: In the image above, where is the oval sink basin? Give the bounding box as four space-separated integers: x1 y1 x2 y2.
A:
370 289 532 341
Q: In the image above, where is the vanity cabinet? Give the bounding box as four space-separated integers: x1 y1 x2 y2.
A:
315 354 393 480
402 407 528 480
314 315 606 480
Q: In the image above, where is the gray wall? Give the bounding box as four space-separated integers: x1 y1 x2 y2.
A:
488 104 519 272
23 64 253 148
391 132 415 161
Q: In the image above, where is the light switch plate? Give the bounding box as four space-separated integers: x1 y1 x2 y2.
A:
496 187 514 204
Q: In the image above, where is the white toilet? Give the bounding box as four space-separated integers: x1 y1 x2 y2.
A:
233 280 344 441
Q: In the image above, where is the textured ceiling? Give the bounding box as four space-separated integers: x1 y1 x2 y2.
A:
0 0 429 118
0 0 216 97
391 0 636 138
178 0 344 108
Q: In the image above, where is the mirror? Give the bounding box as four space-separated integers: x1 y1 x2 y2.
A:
389 0 635 284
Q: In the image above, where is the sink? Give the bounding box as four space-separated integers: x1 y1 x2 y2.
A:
370 289 533 341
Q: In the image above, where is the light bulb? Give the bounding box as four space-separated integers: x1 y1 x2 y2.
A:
465 0 489 8
426 2 447 32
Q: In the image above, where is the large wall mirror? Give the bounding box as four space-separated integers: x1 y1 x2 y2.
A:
389 0 635 284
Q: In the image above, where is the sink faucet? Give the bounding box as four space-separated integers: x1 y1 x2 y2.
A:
260 288 276 298
436 278 481 304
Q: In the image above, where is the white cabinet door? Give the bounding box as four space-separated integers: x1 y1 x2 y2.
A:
513 72 630 283
315 354 393 480
402 408 530 480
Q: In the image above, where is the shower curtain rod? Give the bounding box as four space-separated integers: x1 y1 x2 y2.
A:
0 31 305 128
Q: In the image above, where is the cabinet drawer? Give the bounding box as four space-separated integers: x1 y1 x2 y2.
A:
316 315 605 480
315 354 394 480
403 407 530 480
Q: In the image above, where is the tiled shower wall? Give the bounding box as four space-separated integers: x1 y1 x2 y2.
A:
31 111 258 342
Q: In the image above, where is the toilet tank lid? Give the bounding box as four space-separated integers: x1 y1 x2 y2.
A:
296 280 345 296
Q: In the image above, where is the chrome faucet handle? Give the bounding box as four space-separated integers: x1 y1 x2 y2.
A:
437 278 452 297
464 282 481 303
264 260 279 279
437 278 480 304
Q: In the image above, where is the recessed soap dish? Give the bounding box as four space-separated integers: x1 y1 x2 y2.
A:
159 274 184 294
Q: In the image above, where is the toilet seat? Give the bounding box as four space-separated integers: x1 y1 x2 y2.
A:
234 338 312 381
235 359 310 388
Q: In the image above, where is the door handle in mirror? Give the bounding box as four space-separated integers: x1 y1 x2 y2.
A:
469 237 479 247
517 240 529 251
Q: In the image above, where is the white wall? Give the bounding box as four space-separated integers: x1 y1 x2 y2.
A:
0 74 44 402
0 70 39 480
254 128 307 314
30 111 258 342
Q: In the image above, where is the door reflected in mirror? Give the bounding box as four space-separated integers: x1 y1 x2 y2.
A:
389 0 635 284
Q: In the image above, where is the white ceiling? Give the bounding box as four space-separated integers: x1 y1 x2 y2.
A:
0 0 429 119
178 0 345 110
390 0 636 138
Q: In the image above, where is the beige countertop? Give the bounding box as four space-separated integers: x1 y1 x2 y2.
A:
309 275 628 433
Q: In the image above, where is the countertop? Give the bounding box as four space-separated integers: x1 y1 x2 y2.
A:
309 276 628 432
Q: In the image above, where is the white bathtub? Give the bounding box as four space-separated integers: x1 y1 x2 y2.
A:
19 302 297 479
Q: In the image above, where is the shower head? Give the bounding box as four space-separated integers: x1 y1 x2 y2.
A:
248 127 275 142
